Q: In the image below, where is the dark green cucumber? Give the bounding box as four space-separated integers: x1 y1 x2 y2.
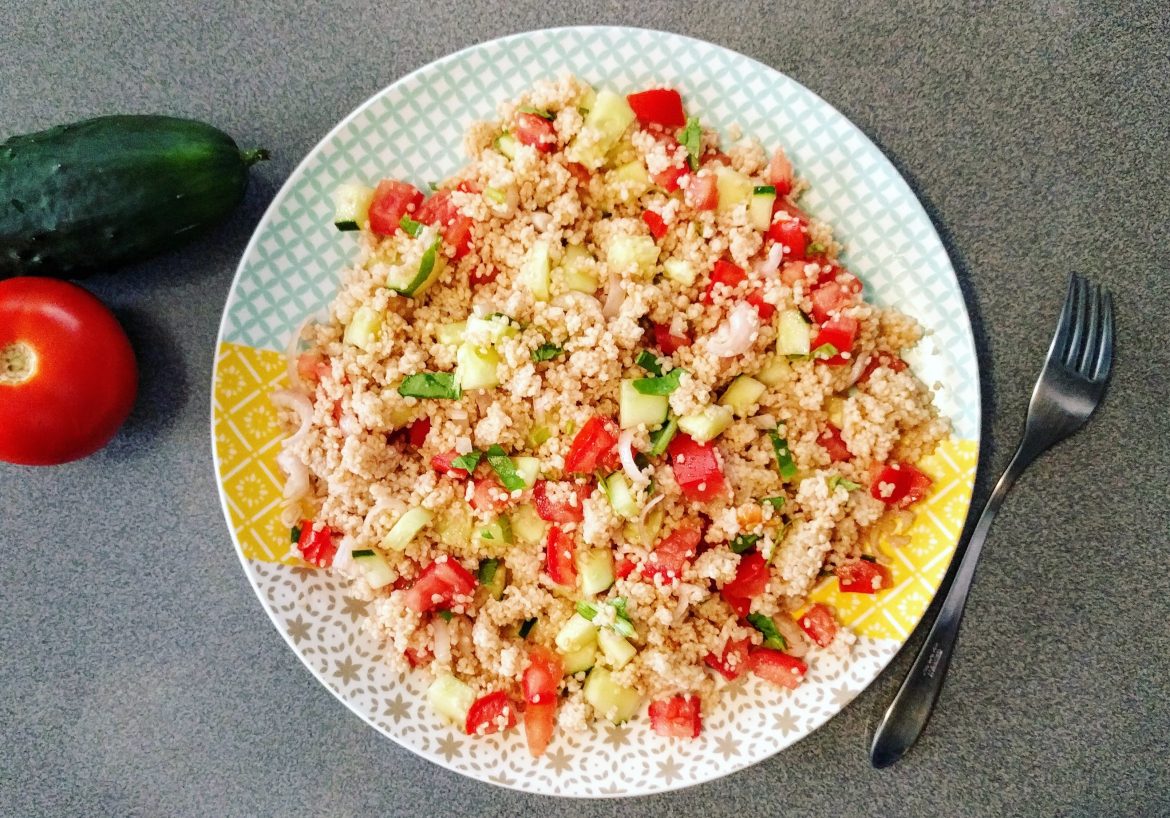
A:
0 115 268 278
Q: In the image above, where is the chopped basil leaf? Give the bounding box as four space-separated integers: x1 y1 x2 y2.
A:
769 429 798 480
478 558 499 585
807 242 825 255
290 525 301 544
730 533 760 554
450 451 483 473
518 104 555 120
399 215 424 237
827 475 861 492
350 549 375 558
812 342 840 360
399 372 461 400
678 116 702 172
747 612 788 650
518 617 537 638
437 610 454 622
575 600 598 621
632 368 683 396
753 185 777 195
761 496 786 510
485 444 526 491
636 350 663 376
392 237 442 296
648 417 678 457
532 342 565 362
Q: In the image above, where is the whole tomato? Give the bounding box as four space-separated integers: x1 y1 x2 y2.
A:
0 277 137 465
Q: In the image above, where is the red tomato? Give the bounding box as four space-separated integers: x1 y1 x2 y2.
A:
407 418 431 448
565 162 592 187
652 322 691 354
818 425 851 462
768 215 806 259
454 179 483 194
749 648 808 689
684 173 718 210
626 88 687 128
767 149 794 197
809 274 863 323
653 161 688 192
812 316 859 366
524 700 557 757
522 646 563 705
648 694 702 738
798 604 838 648
615 557 637 580
642 209 668 239
869 462 932 508
705 637 751 680
746 290 776 320
703 259 746 303
721 552 770 616
404 646 432 668
533 479 591 523
403 557 478 612
641 524 701 581
0 278 137 466
836 559 891 594
780 260 808 287
470 475 514 513
858 350 909 384
432 450 471 479
415 189 474 259
545 526 577 586
666 433 726 501
296 521 337 568
469 265 498 287
296 351 330 383
368 179 424 236
563 416 620 474
514 112 558 152
465 690 517 735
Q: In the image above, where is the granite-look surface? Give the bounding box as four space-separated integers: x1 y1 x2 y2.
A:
1 2 1167 816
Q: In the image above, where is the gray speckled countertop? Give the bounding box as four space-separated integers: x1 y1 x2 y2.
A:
2 2 1168 816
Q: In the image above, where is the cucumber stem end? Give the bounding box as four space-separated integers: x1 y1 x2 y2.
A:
241 148 270 167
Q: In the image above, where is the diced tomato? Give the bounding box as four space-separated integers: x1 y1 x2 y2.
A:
705 637 751 680
470 475 514 513
666 433 726 502
524 700 557 757
431 450 471 479
702 150 731 167
533 479 591 524
415 189 474 260
869 462 932 508
836 559 891 594
296 351 330 383
367 180 424 237
818 425 851 462
641 524 701 582
653 322 691 354
684 173 718 211
545 526 577 586
565 162 591 187
626 88 687 129
768 215 806 259
858 350 909 383
403 645 432 668
780 260 808 287
615 557 637 580
514 112 558 152
469 265 498 287
296 521 336 568
522 645 563 705
563 416 620 474
642 209 668 239
653 161 688 192
403 557 478 613
746 290 776 320
465 690 517 736
797 604 838 648
648 694 702 738
812 316 859 366
703 259 746 303
454 179 482 194
407 418 430 448
749 648 808 689
767 149 794 197
773 201 810 224
809 274 863 323
721 552 769 616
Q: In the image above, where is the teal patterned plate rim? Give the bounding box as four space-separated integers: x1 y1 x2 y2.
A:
213 25 981 797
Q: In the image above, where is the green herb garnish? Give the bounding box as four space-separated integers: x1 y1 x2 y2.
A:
532 342 565 362
636 350 664 376
428 181 440 192
633 368 684 396
807 242 825 255
811 343 840 360
678 116 702 172
769 429 799 480
827 475 861 493
518 105 554 120
747 613 788 650
450 451 483 473
518 618 537 639
761 496 786 510
575 600 599 620
478 558 499 585
648 417 678 457
485 444 526 491
437 610 454 622
576 599 636 639
730 533 760 554
290 525 301 544
753 185 777 195
391 237 442 296
398 372 461 400
399 215 424 237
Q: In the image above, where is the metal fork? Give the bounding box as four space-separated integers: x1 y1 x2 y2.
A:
869 273 1114 768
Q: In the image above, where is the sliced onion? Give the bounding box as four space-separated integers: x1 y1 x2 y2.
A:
775 615 810 658
331 535 357 575
756 243 783 278
639 492 665 524
846 352 872 387
276 446 310 501
706 301 761 357
601 274 625 318
271 389 313 447
432 618 452 665
618 428 648 485
749 413 777 429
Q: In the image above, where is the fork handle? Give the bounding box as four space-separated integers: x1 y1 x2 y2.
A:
869 440 1040 767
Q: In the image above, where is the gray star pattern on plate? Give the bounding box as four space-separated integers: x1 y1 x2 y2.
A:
333 657 361 684
384 693 410 722
340 596 369 623
831 683 857 708
290 565 316 581
773 708 799 735
657 755 682 783
603 721 632 749
714 734 740 760
285 614 311 645
544 745 573 773
435 733 462 762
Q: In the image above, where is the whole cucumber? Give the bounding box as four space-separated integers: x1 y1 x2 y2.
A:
0 115 268 278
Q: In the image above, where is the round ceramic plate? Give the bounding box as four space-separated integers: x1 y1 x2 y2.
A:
211 26 979 798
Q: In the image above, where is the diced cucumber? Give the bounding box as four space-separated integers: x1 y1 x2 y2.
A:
388 237 445 297
332 182 375 231
494 132 520 160
719 375 767 417
475 516 513 551
623 501 664 548
479 558 506 600
455 342 500 390
382 507 434 551
583 666 642 724
608 160 652 200
577 549 615 596
677 404 734 443
561 644 597 674
755 355 793 387
526 423 554 449
777 309 811 356
437 321 466 346
648 416 678 456
605 473 640 521
597 628 637 671
559 244 599 294
619 379 668 430
427 672 475 726
513 456 541 489
606 235 659 278
521 240 552 301
576 83 597 112
568 88 636 169
749 185 777 231
510 503 547 546
663 258 696 286
351 547 394 589
343 305 382 352
826 395 847 429
715 166 754 213
436 504 473 549
466 314 518 345
555 613 599 653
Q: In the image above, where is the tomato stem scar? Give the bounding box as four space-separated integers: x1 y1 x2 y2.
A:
1 342 36 385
